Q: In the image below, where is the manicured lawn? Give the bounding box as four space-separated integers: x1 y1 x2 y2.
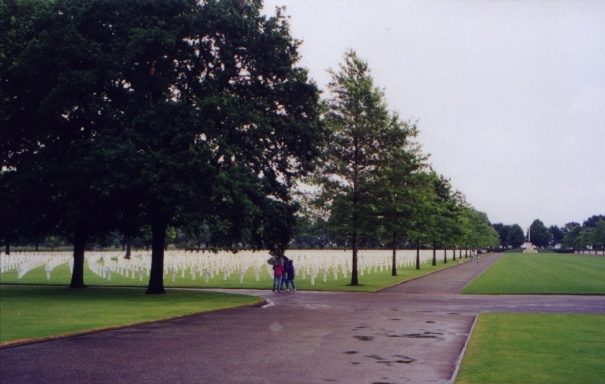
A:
456 313 605 384
0 285 263 345
457 254 605 382
0 258 457 293
460 253 605 294
0 256 463 345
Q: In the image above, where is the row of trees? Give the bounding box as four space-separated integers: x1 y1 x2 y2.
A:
1 0 498 292
560 215 605 251
492 215 605 251
301 51 498 284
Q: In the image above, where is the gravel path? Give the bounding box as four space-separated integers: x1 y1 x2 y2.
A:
1 253 604 384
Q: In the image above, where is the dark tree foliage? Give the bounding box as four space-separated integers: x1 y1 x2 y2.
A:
2 0 323 293
561 216 605 251
583 215 605 228
2 0 123 287
592 221 605 250
506 224 525 249
548 225 563 247
291 216 333 249
492 223 510 248
562 223 582 250
529 219 549 248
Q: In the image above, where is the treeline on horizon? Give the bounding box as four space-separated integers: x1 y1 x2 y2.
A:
492 215 605 251
6 214 604 254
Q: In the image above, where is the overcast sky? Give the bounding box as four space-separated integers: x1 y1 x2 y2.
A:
262 0 605 229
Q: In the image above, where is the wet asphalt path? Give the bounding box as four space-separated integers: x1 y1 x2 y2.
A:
1 253 604 384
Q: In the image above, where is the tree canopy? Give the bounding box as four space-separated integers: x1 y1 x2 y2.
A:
313 50 425 285
2 0 324 293
529 219 549 247
562 216 605 252
506 224 525 249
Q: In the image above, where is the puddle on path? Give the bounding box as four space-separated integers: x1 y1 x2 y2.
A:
365 354 417 367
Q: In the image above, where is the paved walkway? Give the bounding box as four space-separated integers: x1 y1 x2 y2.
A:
1 253 604 384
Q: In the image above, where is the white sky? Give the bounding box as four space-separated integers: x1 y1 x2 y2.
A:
262 0 605 229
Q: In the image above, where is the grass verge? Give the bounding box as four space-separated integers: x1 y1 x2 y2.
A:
456 313 605 384
0 285 262 346
460 253 605 294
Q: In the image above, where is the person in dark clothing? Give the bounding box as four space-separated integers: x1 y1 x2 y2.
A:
279 255 290 291
283 258 296 291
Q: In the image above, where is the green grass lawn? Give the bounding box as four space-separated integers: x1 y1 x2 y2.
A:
461 253 605 294
458 254 605 383
0 257 456 345
0 285 263 345
456 313 605 384
0 257 457 292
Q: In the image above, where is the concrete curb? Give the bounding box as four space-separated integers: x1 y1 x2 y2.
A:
448 313 479 384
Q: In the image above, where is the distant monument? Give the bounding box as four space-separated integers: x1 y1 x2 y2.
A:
523 227 538 253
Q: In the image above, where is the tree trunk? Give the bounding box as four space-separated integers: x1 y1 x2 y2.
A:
453 247 456 261
4 242 9 255
70 228 87 288
146 218 167 294
432 245 436 266
391 231 397 276
350 230 359 286
415 237 420 270
124 234 132 259
443 248 447 264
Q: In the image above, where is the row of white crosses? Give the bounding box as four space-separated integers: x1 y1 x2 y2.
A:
0 252 72 279
88 253 151 282
287 249 439 285
79 251 266 283
2 249 447 284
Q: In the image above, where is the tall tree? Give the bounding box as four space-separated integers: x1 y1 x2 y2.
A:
529 219 549 247
371 113 426 274
2 0 122 287
548 225 564 248
506 224 525 248
461 207 499 250
562 223 582 250
578 227 595 252
376 162 426 275
492 223 510 249
592 220 605 251
425 173 462 264
318 50 413 285
103 0 324 293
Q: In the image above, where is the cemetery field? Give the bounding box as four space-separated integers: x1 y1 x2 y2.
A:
0 249 462 292
0 285 262 345
455 313 605 384
460 252 605 294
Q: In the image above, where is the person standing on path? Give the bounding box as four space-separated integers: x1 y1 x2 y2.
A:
284 258 296 291
272 255 285 292
280 255 291 291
